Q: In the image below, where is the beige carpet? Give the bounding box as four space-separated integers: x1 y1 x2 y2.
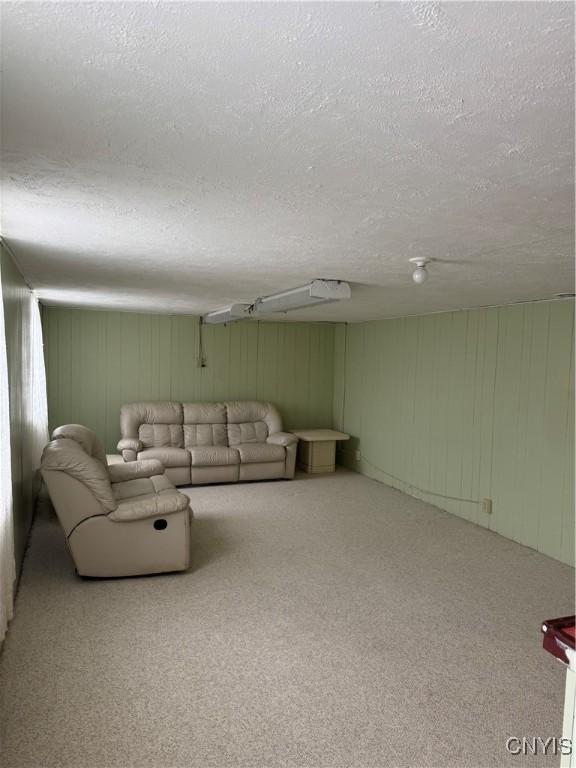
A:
0 469 573 768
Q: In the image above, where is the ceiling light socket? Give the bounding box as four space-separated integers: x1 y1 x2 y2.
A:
409 257 432 285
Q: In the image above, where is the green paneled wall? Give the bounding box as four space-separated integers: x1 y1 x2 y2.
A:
43 308 335 454
43 300 575 566
333 301 575 566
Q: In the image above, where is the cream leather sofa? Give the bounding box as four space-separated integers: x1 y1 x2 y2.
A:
41 424 192 578
118 400 298 486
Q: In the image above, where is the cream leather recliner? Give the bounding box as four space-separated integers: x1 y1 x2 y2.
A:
41 424 192 578
118 401 298 486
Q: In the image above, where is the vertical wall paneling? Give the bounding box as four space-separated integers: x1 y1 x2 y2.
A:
43 308 336 455
43 299 574 567
335 301 575 566
331 323 347 432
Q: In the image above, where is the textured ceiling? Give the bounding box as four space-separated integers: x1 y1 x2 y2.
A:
1 1 574 322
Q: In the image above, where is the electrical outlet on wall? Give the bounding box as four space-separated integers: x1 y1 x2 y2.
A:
355 450 361 461
482 498 493 515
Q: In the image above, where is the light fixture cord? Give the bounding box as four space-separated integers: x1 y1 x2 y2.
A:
198 318 206 367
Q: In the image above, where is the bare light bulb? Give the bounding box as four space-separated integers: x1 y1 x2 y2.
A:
409 257 432 285
412 266 428 284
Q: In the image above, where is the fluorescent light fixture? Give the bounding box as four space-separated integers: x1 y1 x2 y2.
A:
252 279 351 315
201 280 351 325
202 303 252 325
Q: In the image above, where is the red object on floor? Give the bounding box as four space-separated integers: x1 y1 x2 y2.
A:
542 615 576 666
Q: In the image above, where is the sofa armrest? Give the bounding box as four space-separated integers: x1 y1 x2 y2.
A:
118 437 142 452
267 431 298 447
108 459 164 484
109 490 190 522
117 437 142 462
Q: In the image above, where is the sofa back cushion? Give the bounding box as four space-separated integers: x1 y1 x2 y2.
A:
41 436 116 512
227 421 268 445
182 402 228 447
52 423 108 469
225 401 282 446
119 400 284 449
120 402 184 448
139 423 184 449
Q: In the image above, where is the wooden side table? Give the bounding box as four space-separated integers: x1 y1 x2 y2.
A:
290 429 350 474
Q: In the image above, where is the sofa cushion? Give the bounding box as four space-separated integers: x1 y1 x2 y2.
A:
225 401 283 446
150 474 177 494
139 423 184 449
190 446 240 467
184 423 228 448
112 477 157 501
41 437 116 512
183 403 228 447
109 489 189 522
121 401 183 436
138 447 191 467
226 401 282 432
235 443 286 464
52 424 108 468
108 459 164 483
183 402 226 424
111 473 174 501
227 421 268 446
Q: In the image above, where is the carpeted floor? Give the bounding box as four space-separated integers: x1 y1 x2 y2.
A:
0 469 573 768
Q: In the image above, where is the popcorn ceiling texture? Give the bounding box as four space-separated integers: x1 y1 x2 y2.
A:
1 2 574 321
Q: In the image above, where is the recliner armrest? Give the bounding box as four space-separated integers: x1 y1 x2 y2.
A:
267 431 298 447
109 491 190 522
108 459 164 484
117 437 143 453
